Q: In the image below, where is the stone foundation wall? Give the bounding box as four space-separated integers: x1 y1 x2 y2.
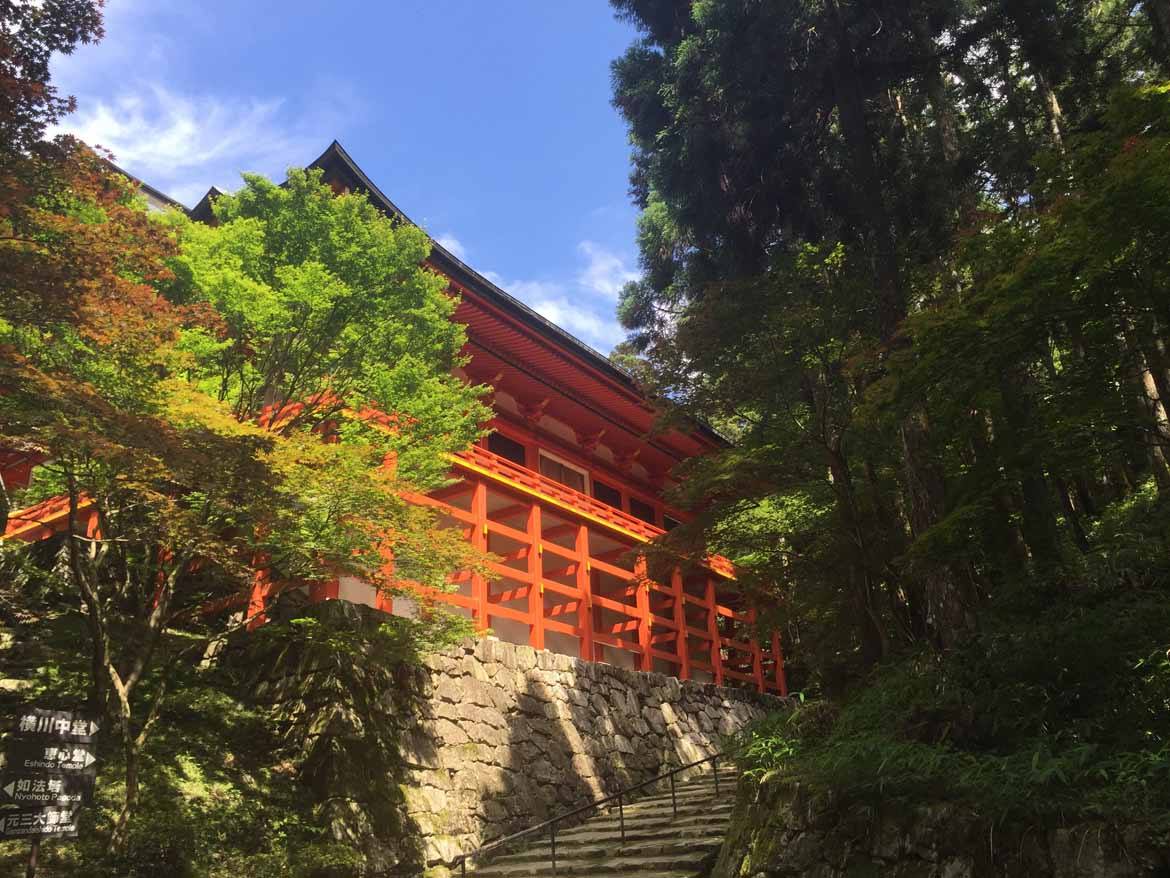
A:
714 774 1170 878
243 602 780 874
404 635 777 866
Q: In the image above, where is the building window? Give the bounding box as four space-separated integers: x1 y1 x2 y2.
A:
593 479 622 509
488 431 527 466
663 515 680 531
539 451 586 494
628 496 657 526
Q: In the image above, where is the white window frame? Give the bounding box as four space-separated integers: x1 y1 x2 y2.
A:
537 449 590 494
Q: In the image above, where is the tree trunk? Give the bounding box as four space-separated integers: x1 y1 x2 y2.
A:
1071 473 1100 520
1139 335 1170 428
912 14 960 165
900 416 974 644
828 0 904 340
0 471 8 539
997 367 1064 569
1147 0 1170 70
108 727 139 852
64 470 109 715
1121 326 1170 493
826 442 889 666
969 410 1031 569
993 34 1034 207
1139 356 1170 491
1034 69 1066 149
1056 477 1091 552
828 1 971 646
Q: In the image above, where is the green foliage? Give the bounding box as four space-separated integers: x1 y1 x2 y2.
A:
1 154 489 852
166 167 489 488
279 607 473 666
613 2 1170 828
736 577 1170 825
613 0 1170 688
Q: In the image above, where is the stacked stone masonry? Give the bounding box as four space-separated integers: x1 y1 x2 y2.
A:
403 635 778 867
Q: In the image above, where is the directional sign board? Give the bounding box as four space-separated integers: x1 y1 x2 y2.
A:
3 740 97 774
0 774 93 806
0 805 80 840
0 707 100 846
12 710 99 743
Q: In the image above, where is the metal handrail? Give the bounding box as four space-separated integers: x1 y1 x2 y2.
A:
451 750 728 877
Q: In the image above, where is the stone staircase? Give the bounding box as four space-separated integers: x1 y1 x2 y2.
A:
467 766 737 878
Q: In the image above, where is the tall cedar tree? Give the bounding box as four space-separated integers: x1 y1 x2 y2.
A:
609 0 1170 689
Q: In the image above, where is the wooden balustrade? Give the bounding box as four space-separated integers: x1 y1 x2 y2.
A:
396 446 786 695
1 443 787 695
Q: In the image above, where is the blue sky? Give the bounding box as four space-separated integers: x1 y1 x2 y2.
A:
51 1 642 352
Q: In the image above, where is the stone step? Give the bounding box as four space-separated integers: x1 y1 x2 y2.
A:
470 850 717 877
470 807 734 865
552 812 734 845
466 766 736 878
563 777 732 810
480 834 726 866
543 809 733 846
622 782 735 810
556 799 734 834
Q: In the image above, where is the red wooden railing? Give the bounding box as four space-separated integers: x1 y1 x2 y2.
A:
0 445 787 695
402 445 787 696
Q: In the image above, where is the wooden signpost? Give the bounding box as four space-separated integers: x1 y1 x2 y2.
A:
0 708 99 878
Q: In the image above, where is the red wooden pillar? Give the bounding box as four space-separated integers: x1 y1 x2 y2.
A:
471 479 489 632
670 567 690 681
309 576 339 602
246 556 272 632
575 522 594 661
706 577 724 686
772 631 789 696
376 550 394 615
634 555 653 672
377 451 398 616
83 507 101 539
749 606 765 693
526 500 545 650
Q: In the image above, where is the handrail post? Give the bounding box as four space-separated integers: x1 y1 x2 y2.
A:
447 751 727 874
618 790 625 844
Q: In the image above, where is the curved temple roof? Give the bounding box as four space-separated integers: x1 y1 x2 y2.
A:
301 141 724 470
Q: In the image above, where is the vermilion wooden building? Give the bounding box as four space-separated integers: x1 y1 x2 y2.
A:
2 143 787 697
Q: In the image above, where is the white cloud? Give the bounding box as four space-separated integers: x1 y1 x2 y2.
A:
509 279 568 301
435 234 468 260
52 85 321 206
47 2 363 208
49 79 367 207
479 241 639 353
577 240 639 299
529 296 628 351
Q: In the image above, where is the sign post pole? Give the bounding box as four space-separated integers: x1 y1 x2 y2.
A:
25 837 39 878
